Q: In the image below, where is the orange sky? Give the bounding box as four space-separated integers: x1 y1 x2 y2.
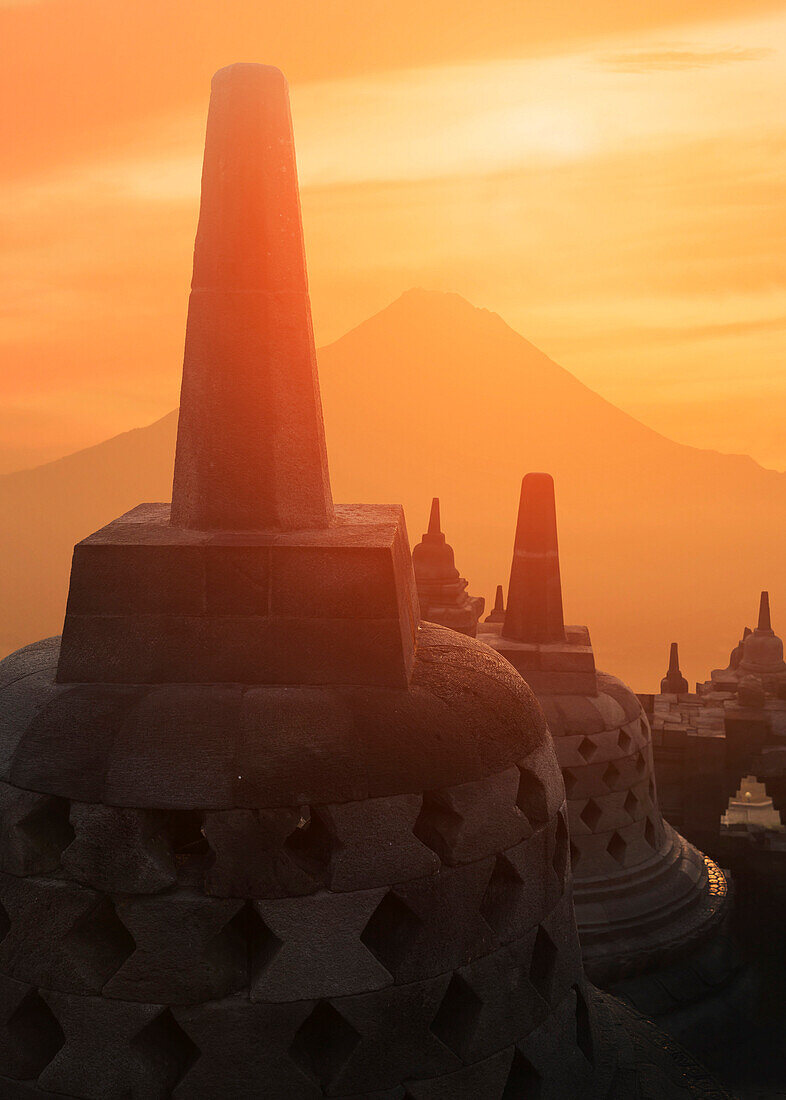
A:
1 0 785 472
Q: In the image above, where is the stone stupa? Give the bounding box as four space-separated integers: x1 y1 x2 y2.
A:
0 66 731 1100
711 593 786 693
660 643 689 695
411 498 484 636
478 475 734 1017
485 585 506 625
739 592 786 681
721 776 783 830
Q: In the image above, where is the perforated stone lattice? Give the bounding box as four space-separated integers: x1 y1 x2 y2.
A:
0 762 586 1097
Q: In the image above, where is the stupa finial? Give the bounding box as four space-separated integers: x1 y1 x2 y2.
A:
502 473 566 643
427 497 442 538
483 583 506 625
171 63 333 531
758 591 772 633
661 641 689 694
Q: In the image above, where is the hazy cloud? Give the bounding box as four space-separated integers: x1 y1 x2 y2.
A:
601 45 774 72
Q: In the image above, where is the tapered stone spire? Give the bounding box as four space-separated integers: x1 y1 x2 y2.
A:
56 63 416 687
503 473 566 644
171 64 333 531
758 590 772 632
427 496 440 535
484 583 506 623
661 642 689 694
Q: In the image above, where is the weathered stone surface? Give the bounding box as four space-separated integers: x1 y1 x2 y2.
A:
235 687 368 808
0 785 73 878
480 826 560 945
3 624 548 810
57 505 418 689
312 978 460 1093
104 891 247 1004
516 987 597 1100
203 807 322 898
357 862 497 985
0 875 134 995
8 683 143 804
0 974 64 1082
516 739 567 824
403 1047 515 1099
414 767 530 865
39 992 198 1098
172 997 319 1099
438 926 550 1063
317 795 440 891
251 889 392 1001
63 804 176 894
0 639 62 781
105 686 241 809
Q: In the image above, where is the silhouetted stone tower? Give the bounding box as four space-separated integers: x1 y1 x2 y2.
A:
479 474 731 1011
485 584 506 624
503 473 566 645
411 497 484 636
661 643 689 694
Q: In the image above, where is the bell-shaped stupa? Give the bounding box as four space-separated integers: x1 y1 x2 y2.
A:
411 498 484 636
0 64 722 1099
478 475 731 1003
739 592 786 679
711 594 786 693
660 643 689 695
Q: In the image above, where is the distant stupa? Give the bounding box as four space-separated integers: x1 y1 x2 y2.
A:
660 642 689 694
411 497 484 636
485 584 506 624
479 474 732 1009
722 775 783 830
711 592 786 691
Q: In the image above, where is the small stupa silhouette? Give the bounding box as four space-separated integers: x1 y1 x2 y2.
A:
411 497 484 636
660 643 689 694
485 584 506 623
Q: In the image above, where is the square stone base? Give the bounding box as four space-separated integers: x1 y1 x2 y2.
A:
57 503 419 687
478 625 597 696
